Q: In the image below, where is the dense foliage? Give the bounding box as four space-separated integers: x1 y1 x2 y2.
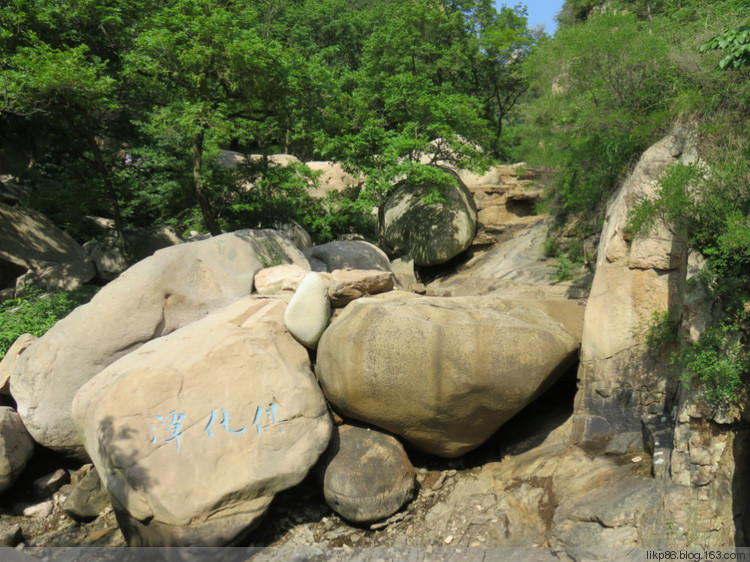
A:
517 0 750 407
0 0 535 245
0 287 98 359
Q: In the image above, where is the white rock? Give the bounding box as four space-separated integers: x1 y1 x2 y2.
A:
23 501 53 518
284 273 331 348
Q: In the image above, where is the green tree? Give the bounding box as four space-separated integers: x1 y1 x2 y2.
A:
320 0 529 207
123 0 292 235
0 0 155 244
0 40 129 241
519 12 675 216
462 2 536 156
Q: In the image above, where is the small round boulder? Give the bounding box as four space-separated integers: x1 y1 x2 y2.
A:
316 424 415 524
382 169 477 266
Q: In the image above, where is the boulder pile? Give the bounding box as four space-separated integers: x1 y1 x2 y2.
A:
0 180 584 546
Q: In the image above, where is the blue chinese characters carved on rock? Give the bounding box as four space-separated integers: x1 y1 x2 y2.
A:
150 403 288 453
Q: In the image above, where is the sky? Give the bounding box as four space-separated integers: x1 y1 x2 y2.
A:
496 0 566 35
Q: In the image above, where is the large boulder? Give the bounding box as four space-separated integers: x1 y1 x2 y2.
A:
0 407 34 493
305 161 363 199
72 297 332 546
316 292 579 457
304 240 391 273
316 424 415 523
382 169 477 267
0 202 94 295
10 229 307 458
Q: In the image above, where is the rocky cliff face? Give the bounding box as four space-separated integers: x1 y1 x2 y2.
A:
569 123 749 547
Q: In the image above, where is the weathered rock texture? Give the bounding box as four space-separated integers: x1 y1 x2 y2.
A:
0 202 95 295
0 407 34 493
316 424 415 523
569 124 750 546
327 269 394 307
254 264 310 295
63 465 111 522
382 170 477 266
72 297 332 546
316 292 578 457
11 229 306 458
571 126 697 446
428 217 587 301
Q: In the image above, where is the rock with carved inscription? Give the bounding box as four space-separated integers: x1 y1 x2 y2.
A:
72 296 332 546
11 229 307 459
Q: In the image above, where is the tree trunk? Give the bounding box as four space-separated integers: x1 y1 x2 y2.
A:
86 121 127 251
192 130 222 236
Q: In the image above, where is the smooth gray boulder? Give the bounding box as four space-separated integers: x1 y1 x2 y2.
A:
316 424 415 523
382 169 477 266
304 241 391 273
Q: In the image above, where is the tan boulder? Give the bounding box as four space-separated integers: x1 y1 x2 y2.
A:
253 264 310 295
11 229 307 458
0 333 35 395
72 297 332 546
316 292 578 457
328 269 394 307
306 161 363 199
0 202 95 294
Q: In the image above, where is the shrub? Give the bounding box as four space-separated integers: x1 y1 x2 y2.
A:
673 321 748 407
628 151 750 407
0 287 98 360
